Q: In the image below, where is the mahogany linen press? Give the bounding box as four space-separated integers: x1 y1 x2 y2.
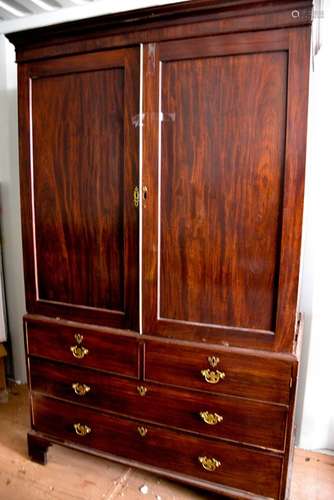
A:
7 1 313 498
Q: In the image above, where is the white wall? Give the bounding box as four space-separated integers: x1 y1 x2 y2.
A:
0 0 185 34
0 249 7 342
297 0 334 451
0 0 333 449
0 34 26 381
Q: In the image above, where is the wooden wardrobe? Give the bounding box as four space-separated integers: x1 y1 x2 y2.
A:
7 1 313 498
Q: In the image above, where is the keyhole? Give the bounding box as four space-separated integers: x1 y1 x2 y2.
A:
143 186 148 208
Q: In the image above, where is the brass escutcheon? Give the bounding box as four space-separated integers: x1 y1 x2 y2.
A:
74 333 83 344
137 386 148 397
137 426 148 437
134 186 140 207
208 356 220 368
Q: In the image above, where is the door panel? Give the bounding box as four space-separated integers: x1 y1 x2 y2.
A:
142 29 311 350
160 52 286 331
20 48 140 329
33 68 125 311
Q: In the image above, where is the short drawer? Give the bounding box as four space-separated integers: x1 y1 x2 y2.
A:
144 340 293 405
30 358 288 451
26 319 139 378
32 395 282 499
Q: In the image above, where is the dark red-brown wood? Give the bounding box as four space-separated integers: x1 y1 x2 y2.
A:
32 394 283 499
160 41 286 331
27 432 51 465
18 48 140 329
25 319 140 379
29 357 288 451
8 2 312 499
33 68 125 311
142 28 311 353
7 1 313 63
144 339 294 405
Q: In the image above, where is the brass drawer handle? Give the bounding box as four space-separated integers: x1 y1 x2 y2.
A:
137 386 148 397
137 426 148 437
198 456 221 472
71 345 89 359
73 423 91 436
72 382 91 396
201 368 225 384
70 333 89 359
200 411 223 425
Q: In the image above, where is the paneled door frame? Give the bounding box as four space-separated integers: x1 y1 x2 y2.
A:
19 47 140 329
142 28 311 352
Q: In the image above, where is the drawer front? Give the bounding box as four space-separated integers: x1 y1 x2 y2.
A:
26 320 139 378
30 358 287 451
32 395 282 499
145 340 293 405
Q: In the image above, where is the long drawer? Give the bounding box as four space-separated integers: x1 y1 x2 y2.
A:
145 340 293 405
32 395 282 499
29 358 288 451
25 319 139 378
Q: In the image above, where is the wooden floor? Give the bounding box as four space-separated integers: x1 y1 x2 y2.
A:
0 385 333 500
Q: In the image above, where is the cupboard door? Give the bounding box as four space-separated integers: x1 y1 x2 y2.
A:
142 29 310 351
19 48 139 329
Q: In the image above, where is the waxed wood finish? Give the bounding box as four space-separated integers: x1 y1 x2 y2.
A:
160 50 286 330
29 357 288 451
9 1 312 498
142 28 311 352
19 48 140 329
33 68 125 311
144 340 293 405
7 1 313 64
26 320 140 379
32 394 283 499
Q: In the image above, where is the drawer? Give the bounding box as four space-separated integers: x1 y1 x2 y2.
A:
30 358 288 451
32 395 282 499
144 340 293 405
26 320 139 378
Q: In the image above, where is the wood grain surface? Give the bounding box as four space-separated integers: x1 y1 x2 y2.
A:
32 68 125 311
19 48 140 328
160 51 287 331
31 394 283 499
142 29 311 353
10 2 313 499
29 357 288 451
26 320 140 379
144 339 293 404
